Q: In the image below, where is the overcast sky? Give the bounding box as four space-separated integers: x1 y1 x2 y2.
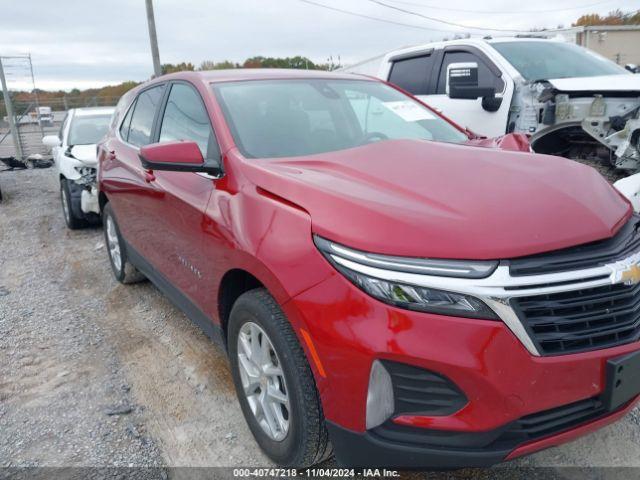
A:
0 0 638 91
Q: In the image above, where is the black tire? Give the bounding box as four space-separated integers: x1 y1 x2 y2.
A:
102 202 146 284
60 178 86 229
228 288 332 467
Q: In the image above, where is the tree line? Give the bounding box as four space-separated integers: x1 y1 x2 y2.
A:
574 9 640 27
1 56 340 116
161 55 340 74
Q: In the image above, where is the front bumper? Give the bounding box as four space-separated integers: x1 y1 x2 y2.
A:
66 180 99 218
284 272 640 468
327 397 638 468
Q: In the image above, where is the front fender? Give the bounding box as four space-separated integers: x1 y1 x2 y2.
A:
203 178 334 318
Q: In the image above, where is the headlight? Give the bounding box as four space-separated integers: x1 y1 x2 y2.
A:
314 235 499 320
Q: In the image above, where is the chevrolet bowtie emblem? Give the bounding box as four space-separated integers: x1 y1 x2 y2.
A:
620 263 640 286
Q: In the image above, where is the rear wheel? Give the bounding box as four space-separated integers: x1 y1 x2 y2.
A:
102 203 146 284
228 289 332 467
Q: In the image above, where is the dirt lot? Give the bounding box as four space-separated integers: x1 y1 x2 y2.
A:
2 167 640 478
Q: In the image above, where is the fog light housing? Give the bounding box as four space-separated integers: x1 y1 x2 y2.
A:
366 360 394 429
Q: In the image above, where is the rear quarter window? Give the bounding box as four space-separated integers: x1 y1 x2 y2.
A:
119 101 136 142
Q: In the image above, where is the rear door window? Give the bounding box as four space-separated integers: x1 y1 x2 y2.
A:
388 54 435 95
127 85 164 147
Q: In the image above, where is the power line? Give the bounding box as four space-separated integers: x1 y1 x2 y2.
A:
296 0 462 33
365 0 543 32
296 0 616 34
379 0 619 15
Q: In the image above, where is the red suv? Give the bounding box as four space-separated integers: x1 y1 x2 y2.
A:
98 69 640 468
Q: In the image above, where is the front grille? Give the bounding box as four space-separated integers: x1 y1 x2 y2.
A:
508 216 640 277
372 397 607 452
382 360 468 416
512 282 640 355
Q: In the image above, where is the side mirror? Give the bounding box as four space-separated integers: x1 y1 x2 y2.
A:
447 62 496 100
42 135 61 148
139 141 222 176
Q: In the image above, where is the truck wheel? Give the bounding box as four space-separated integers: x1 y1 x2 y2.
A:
228 289 332 467
102 203 146 284
60 178 86 229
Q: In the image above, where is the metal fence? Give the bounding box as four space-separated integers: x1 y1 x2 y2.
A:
0 101 58 160
0 52 121 164
0 96 119 162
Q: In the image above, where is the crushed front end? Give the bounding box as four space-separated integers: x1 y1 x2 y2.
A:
511 79 640 180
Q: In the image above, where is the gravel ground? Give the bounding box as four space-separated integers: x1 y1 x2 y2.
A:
1 167 640 479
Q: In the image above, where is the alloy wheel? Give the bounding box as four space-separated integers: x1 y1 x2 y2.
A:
106 215 122 272
237 322 290 441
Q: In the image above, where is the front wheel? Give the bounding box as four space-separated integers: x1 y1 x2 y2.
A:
228 289 332 467
60 178 86 229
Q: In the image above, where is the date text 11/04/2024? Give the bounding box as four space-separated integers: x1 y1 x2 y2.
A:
232 469 401 477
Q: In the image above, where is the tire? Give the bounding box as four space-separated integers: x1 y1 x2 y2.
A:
228 289 332 467
102 203 146 284
60 178 86 229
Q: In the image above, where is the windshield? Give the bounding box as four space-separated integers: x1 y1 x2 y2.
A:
68 114 112 145
492 41 628 81
212 79 468 159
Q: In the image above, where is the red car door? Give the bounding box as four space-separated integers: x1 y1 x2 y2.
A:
103 83 167 264
133 81 219 312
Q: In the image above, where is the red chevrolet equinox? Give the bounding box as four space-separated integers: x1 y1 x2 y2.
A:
98 69 640 468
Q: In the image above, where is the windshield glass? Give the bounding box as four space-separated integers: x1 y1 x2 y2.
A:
212 79 468 159
68 114 112 145
492 41 628 81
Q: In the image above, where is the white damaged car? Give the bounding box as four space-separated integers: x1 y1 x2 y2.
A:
43 107 115 229
343 38 640 182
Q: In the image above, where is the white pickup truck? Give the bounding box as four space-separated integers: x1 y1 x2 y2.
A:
343 37 640 181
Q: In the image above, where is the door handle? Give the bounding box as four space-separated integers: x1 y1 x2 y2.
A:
144 170 156 183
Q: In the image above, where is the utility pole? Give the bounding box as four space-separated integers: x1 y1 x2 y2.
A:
145 0 162 77
0 56 23 161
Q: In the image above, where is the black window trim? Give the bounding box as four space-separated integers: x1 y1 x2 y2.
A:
388 48 434 63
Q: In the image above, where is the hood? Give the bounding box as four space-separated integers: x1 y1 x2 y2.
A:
547 74 640 93
69 144 98 165
240 140 630 260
